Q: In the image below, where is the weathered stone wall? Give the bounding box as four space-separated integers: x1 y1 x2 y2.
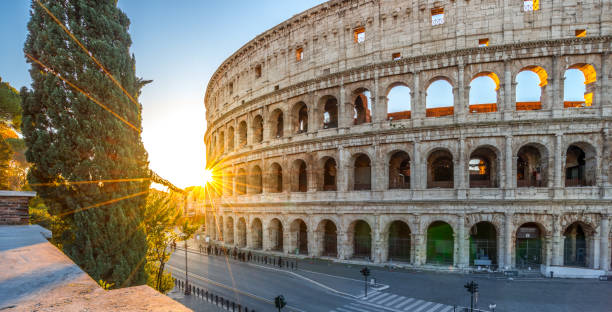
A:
0 191 35 225
203 0 612 275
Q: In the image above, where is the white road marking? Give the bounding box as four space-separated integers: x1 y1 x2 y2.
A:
404 299 424 311
412 301 433 312
377 294 399 305
385 295 406 307
438 306 454 312
425 303 443 312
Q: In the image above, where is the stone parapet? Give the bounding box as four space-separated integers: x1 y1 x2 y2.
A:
0 191 36 225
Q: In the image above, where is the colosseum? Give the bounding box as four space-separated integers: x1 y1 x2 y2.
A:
202 0 612 277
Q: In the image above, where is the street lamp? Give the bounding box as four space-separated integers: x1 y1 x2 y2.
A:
360 267 371 298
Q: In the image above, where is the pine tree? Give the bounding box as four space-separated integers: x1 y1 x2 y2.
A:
22 0 150 287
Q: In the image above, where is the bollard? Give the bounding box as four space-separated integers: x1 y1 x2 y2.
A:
232 302 235 312
238 304 242 312
215 295 218 305
206 291 209 301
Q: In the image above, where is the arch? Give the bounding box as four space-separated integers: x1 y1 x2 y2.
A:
353 154 371 190
564 63 596 108
426 221 454 265
252 115 263 143
353 88 372 125
348 220 372 260
426 77 454 117
289 218 308 255
238 121 248 147
269 162 283 193
469 72 499 113
293 102 308 134
251 218 263 250
292 159 308 192
565 142 596 187
269 108 284 138
427 149 454 188
389 151 411 189
321 157 337 191
515 222 544 269
236 217 247 247
516 66 547 111
469 221 497 267
236 168 247 195
387 84 412 120
249 165 263 194
517 143 549 187
316 219 338 257
469 146 499 188
225 216 234 244
268 218 284 252
387 220 411 262
563 222 595 267
219 131 225 154
320 96 338 129
227 126 235 151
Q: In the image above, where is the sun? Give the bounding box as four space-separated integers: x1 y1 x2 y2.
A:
203 169 214 184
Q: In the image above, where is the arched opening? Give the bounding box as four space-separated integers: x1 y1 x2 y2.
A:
427 150 454 188
387 221 411 262
322 96 338 129
219 131 225 154
225 217 234 244
353 154 371 190
236 168 247 195
350 220 372 260
469 147 498 188
236 218 247 247
251 218 263 250
426 78 454 117
238 121 248 147
217 216 224 241
269 163 283 193
389 151 410 189
227 126 235 151
517 144 547 187
270 109 284 138
318 219 337 257
469 222 497 267
353 89 372 125
294 102 308 134
565 144 596 187
426 221 454 265
516 223 543 269
269 218 284 252
516 66 547 111
564 64 596 108
292 160 308 192
563 222 593 267
252 115 263 143
469 72 499 113
290 219 308 255
322 157 337 191
387 84 411 120
249 166 262 194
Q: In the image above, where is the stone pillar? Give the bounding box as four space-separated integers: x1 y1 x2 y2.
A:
600 216 610 271
412 71 423 120
593 234 601 269
601 52 610 115
504 213 514 269
373 215 382 263
337 146 349 192
413 233 426 265
412 140 422 189
457 215 468 268
373 143 385 191
550 55 561 115
554 133 563 188
503 60 513 120
504 135 514 197
552 215 562 266
456 64 466 120
457 137 467 190
338 230 348 260
545 235 553 267
372 74 385 123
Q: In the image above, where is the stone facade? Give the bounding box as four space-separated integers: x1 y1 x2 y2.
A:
0 191 36 225
203 0 612 275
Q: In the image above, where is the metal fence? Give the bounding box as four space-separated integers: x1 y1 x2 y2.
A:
199 245 299 271
173 278 255 312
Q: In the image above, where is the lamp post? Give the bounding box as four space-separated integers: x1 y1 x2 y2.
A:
464 281 479 312
274 295 287 312
360 267 371 298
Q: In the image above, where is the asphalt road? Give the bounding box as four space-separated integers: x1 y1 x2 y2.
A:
168 250 612 312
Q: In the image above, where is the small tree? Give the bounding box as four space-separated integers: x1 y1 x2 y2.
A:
178 216 200 295
142 190 181 293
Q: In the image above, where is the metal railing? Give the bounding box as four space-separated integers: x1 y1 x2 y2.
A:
174 278 255 312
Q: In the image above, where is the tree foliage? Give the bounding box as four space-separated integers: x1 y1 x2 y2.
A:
0 79 26 190
22 0 150 288
0 77 22 131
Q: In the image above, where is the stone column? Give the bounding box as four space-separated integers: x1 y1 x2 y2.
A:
457 137 467 190
456 64 466 120
412 140 422 189
372 74 385 123
412 71 423 120
457 215 468 268
338 230 348 260
373 215 382 263
601 52 610 115
593 234 601 269
504 212 514 269
503 60 513 120
413 233 426 265
552 214 562 266
550 55 561 115
554 133 563 188
373 143 385 191
504 135 514 198
337 146 349 192
600 216 610 271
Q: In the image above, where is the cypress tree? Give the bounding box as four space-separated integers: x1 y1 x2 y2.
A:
22 0 150 287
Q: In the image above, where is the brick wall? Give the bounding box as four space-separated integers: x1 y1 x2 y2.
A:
0 191 36 225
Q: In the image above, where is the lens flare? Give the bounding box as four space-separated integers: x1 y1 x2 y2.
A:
203 169 214 184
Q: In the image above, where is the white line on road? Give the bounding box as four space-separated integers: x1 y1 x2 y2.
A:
438 306 453 312
412 301 433 312
425 303 443 312
377 294 398 305
403 299 424 311
167 264 307 312
394 297 414 309
385 295 406 307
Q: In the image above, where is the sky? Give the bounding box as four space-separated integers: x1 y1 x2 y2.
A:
0 1 586 188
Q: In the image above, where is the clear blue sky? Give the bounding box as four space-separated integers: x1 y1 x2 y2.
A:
0 1 586 188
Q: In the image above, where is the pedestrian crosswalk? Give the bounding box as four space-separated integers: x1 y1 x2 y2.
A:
330 292 454 312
